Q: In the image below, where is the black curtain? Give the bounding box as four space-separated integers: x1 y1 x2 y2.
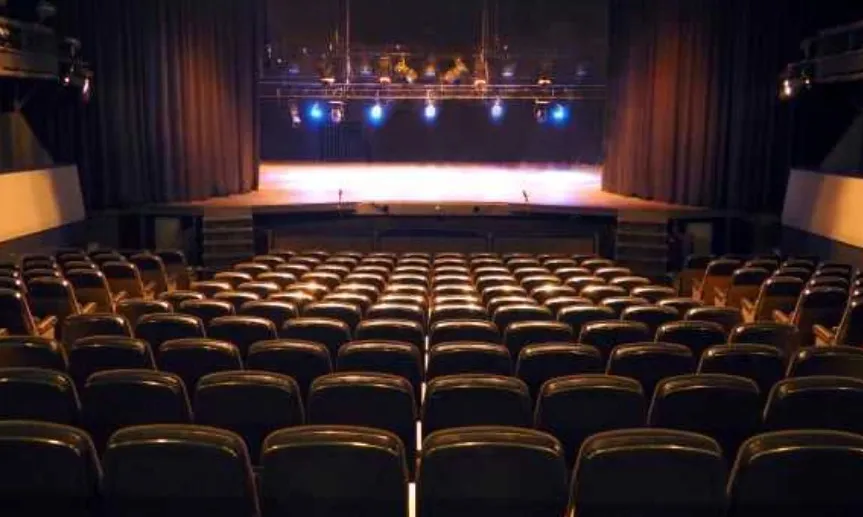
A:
61 0 262 209
603 0 797 212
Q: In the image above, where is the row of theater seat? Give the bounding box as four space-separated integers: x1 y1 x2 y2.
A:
1 419 862 516
685 253 863 346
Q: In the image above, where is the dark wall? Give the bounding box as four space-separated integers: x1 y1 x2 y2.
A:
262 100 605 163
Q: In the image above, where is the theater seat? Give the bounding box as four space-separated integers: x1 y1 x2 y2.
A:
606 343 695 398
815 297 863 346
714 267 769 309
194 371 304 461
102 261 153 299
261 426 408 517
427 342 512 379
0 288 56 338
764 376 863 435
728 430 863 516
281 317 352 358
337 340 422 400
304 301 363 333
238 300 298 330
213 290 261 313
158 338 242 391
729 322 801 356
422 374 532 436
631 285 677 303
28 277 93 340
0 421 101 517
655 320 727 359
580 284 628 304
649 374 761 456
658 297 703 316
741 276 804 323
246 340 331 401
786 346 863 381
308 372 416 475
102 424 258 517
621 305 679 335
0 335 67 371
131 253 173 295
68 336 155 388
355 319 425 350
698 344 784 395
190 280 234 298
693 258 741 305
366 303 426 330
159 290 205 309
774 286 847 346
135 313 205 352
429 320 500 346
207 315 277 358
685 306 743 334
534 374 646 467
0 368 79 425
579 321 652 361
558 305 616 338
419 426 567 517
516 343 604 401
116 299 172 328
178 299 235 326
81 370 192 453
571 429 726 517
503 320 572 358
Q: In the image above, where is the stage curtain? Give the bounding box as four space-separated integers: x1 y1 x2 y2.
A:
65 0 262 209
603 0 796 212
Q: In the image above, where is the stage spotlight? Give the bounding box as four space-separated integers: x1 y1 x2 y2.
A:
490 98 504 121
551 104 569 124
367 102 385 126
424 99 438 122
329 101 345 124
308 102 325 122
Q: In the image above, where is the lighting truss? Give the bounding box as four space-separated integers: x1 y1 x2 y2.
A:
261 81 605 103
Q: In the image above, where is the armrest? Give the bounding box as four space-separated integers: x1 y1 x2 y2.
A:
0 328 7 337
714 287 728 307
81 302 98 315
35 315 58 338
143 282 156 300
691 278 703 297
741 297 756 323
813 324 836 347
772 309 792 324
113 290 129 304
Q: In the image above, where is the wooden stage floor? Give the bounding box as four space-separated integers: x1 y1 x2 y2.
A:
165 163 704 216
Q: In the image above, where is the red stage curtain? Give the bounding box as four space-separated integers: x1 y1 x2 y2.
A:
64 0 262 209
603 0 797 212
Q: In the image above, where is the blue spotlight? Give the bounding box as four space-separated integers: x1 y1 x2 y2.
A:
490 98 504 121
550 103 569 124
307 102 324 122
367 102 385 126
423 100 438 122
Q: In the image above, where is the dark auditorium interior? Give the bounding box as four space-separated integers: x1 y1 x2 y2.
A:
4 0 863 515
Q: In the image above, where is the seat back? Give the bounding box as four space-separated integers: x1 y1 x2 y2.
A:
503 320 573 358
420 426 566 517
835 297 863 346
81 369 192 453
649 374 761 456
656 320 727 359
422 374 532 436
261 426 408 517
0 421 100 517
698 344 785 395
69 336 154 388
429 320 500 347
135 313 205 352
246 340 332 401
728 430 863 516
751 276 804 321
0 335 67 370
516 343 603 400
194 371 304 461
535 374 646 467
685 306 743 333
102 424 258 517
791 286 848 345
621 305 679 335
238 300 298 330
0 368 79 425
0 288 38 335
729 322 801 356
607 343 695 398
558 305 616 338
102 261 146 298
62 314 133 347
130 253 171 294
27 278 81 331
679 255 713 296
207 315 278 358
579 321 652 361
281 317 352 357
158 338 242 391
116 299 172 328
787 346 863 381
571 429 726 517
354 319 425 350
427 342 512 379
337 340 422 399
724 268 770 308
764 376 863 435
178 299 235 326
696 258 740 304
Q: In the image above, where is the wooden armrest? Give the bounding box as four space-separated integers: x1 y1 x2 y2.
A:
772 309 792 324
813 324 836 346
35 315 57 338
81 302 98 315
741 298 755 313
113 291 129 304
691 278 703 296
0 328 7 337
143 282 156 300
714 287 728 307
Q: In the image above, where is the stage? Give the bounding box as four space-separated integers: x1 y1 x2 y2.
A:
160 163 706 217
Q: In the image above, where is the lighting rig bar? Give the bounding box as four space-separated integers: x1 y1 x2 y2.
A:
260 82 605 102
